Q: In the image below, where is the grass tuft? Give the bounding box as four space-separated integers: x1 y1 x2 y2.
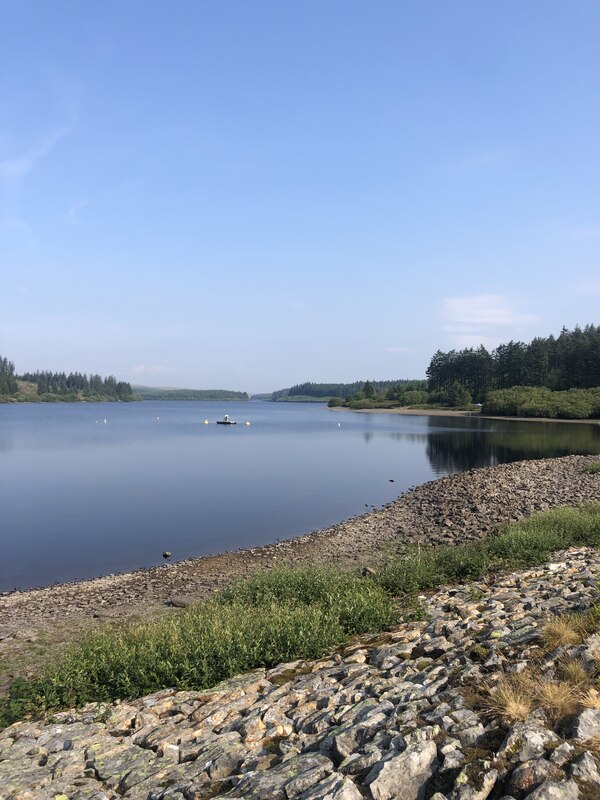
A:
580 688 600 710
484 677 533 723
536 678 580 722
542 618 585 650
557 657 591 688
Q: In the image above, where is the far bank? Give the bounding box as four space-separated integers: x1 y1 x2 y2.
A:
330 405 600 424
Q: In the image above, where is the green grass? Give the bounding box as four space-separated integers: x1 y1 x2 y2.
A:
583 462 600 474
375 505 600 595
0 568 396 727
3 505 600 728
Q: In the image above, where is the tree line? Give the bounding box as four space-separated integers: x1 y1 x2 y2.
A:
0 357 135 401
0 357 18 396
272 379 425 401
18 370 134 400
426 324 600 403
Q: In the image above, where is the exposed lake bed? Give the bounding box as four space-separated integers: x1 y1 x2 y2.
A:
1 453 599 696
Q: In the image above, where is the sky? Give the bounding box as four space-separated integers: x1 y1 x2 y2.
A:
1 1 599 393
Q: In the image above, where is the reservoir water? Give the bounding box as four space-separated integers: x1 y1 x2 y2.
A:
1 401 599 592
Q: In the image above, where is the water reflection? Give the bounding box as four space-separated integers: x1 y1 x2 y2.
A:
425 417 600 474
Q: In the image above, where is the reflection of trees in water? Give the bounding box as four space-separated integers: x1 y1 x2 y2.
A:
426 421 600 475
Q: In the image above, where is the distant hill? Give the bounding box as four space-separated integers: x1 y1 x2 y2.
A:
132 385 249 401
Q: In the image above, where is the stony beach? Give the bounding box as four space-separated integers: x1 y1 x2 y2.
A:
1 455 600 690
4 544 600 798
1 454 600 799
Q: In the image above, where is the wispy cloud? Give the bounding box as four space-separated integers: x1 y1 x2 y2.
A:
67 198 88 219
454 148 506 172
0 126 72 182
442 294 537 348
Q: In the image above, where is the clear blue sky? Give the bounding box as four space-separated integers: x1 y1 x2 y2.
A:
1 1 599 392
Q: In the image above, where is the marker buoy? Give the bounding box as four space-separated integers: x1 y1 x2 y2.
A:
204 419 209 424
245 421 251 426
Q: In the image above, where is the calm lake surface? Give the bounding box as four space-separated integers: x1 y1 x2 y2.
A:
2 401 600 592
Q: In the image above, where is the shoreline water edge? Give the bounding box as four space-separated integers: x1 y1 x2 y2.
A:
0 455 599 670
330 405 600 424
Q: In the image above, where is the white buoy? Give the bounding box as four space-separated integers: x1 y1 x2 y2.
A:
156 416 160 421
337 422 341 427
245 421 251 426
103 419 107 424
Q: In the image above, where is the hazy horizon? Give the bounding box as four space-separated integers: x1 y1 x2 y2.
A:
2 2 599 394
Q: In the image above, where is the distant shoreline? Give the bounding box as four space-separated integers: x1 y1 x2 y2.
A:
330 406 600 425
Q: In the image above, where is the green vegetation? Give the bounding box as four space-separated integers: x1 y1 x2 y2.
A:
483 386 600 420
375 504 600 594
427 324 600 402
132 386 249 401
583 461 600 474
0 357 18 397
3 505 600 727
325 324 600 416
271 379 427 403
0 358 136 403
0 568 396 726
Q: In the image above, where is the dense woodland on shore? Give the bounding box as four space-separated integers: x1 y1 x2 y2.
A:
0 358 135 402
295 325 600 420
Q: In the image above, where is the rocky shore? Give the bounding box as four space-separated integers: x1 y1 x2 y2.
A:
1 456 599 692
4 544 600 798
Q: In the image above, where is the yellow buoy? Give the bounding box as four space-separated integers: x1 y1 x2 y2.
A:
245 421 251 426
204 419 209 424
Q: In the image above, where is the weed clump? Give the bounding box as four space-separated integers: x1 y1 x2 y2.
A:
0 567 396 727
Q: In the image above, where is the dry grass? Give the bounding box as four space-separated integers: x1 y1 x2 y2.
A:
485 665 594 727
541 617 585 650
580 688 600 710
536 678 580 722
485 677 534 723
557 657 592 688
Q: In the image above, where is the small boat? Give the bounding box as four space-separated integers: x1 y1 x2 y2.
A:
216 414 237 425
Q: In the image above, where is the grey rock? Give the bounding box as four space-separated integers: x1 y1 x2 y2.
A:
298 773 363 799
365 740 438 800
452 768 497 800
569 751 600 785
497 722 560 763
525 780 579 799
549 742 574 767
505 759 555 798
572 708 600 741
